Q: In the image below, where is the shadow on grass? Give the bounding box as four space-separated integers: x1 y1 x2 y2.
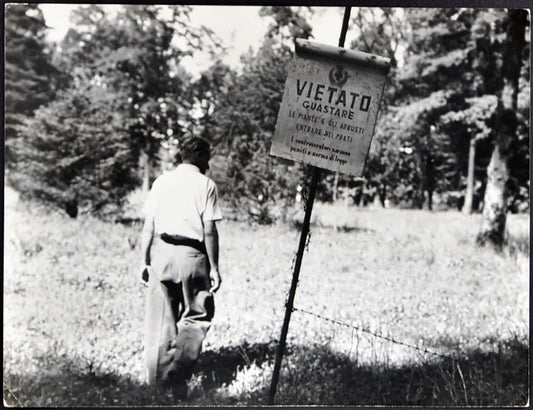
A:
272 337 528 406
3 365 171 407
292 220 376 234
3 338 528 406
2 341 279 407
507 232 530 256
193 340 278 389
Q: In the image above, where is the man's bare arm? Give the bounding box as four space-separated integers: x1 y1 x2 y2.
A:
204 220 221 293
139 214 155 281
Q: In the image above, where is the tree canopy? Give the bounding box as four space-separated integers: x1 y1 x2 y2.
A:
361 8 529 214
8 81 138 217
7 5 220 216
4 5 529 230
4 4 62 168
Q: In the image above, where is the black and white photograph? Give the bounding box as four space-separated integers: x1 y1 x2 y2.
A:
3 3 530 407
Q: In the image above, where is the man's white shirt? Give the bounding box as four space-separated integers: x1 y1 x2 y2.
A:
142 164 223 241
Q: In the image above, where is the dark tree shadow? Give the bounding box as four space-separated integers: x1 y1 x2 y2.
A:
193 339 278 389
191 337 528 406
3 338 528 407
3 363 170 407
2 341 279 407
270 338 528 406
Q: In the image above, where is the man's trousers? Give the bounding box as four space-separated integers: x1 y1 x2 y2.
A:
144 240 214 385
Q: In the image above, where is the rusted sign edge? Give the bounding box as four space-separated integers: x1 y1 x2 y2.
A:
295 38 391 75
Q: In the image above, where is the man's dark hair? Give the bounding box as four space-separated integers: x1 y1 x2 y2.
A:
179 135 211 161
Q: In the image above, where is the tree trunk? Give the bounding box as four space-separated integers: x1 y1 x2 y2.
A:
477 144 508 247
424 153 435 211
333 171 339 202
463 136 476 214
64 198 78 218
378 184 386 207
140 150 151 193
477 9 527 248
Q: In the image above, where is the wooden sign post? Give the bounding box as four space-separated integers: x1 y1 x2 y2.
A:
267 7 390 405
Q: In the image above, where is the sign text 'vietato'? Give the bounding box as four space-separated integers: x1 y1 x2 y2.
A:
271 39 391 176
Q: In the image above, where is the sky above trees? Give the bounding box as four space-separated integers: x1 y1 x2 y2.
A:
40 5 375 75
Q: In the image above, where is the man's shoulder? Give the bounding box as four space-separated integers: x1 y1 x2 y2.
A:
164 169 218 187
152 172 171 186
196 174 219 192
203 174 217 185
185 170 217 185
206 175 220 190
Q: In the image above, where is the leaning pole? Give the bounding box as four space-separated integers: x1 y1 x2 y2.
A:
267 7 353 405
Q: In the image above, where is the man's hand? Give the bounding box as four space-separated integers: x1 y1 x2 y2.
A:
139 215 154 286
209 269 221 293
140 265 151 284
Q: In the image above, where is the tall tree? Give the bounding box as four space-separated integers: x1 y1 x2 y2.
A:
259 6 313 45
477 9 529 248
208 39 300 222
58 5 221 189
8 5 222 216
189 59 236 147
437 9 510 214
387 8 476 209
196 7 313 223
370 8 529 213
461 12 499 214
440 95 497 213
8 81 139 217
336 7 408 205
4 4 62 168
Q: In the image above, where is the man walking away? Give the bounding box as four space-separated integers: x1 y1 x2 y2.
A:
139 135 222 400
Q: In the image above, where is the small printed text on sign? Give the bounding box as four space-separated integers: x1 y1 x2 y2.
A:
290 136 351 166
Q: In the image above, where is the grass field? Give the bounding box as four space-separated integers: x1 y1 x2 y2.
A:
3 188 529 406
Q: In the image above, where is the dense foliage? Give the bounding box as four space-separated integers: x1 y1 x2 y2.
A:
360 9 529 214
196 40 305 223
7 5 218 216
8 80 138 217
4 4 62 168
190 6 314 222
4 6 529 235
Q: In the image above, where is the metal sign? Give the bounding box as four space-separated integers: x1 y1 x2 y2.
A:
271 39 391 176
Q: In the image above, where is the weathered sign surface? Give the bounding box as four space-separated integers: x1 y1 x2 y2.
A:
271 39 391 176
